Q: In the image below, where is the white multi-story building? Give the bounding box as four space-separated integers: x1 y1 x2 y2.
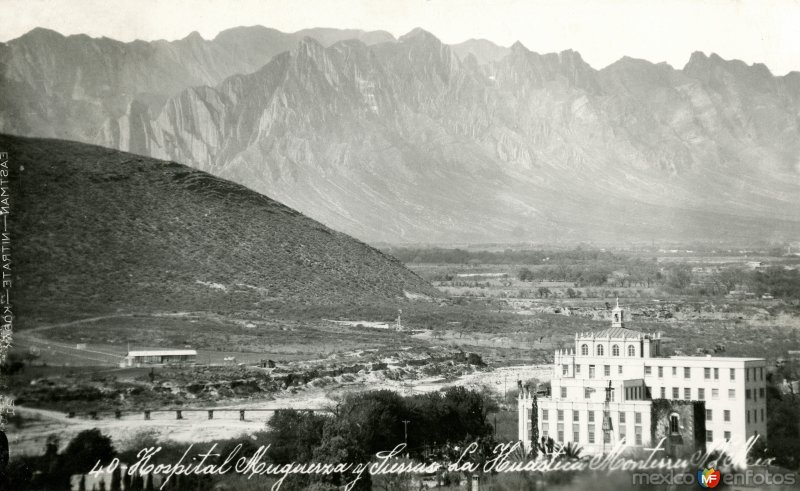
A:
519 301 767 455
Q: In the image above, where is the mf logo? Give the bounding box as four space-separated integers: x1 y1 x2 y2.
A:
698 467 721 488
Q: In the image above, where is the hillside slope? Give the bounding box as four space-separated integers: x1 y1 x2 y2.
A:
3 134 438 326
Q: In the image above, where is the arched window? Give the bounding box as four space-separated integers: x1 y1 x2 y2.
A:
628 345 636 357
612 345 620 356
669 413 680 434
581 344 588 356
597 345 604 356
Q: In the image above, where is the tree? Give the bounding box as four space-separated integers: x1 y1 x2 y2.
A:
713 268 745 294
63 429 115 474
110 465 121 491
665 265 693 291
265 410 328 464
517 268 534 282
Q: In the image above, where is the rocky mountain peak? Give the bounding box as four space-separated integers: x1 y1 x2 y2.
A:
509 40 529 53
399 27 442 46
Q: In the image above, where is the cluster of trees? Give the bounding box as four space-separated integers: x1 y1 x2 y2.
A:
4 388 498 491
391 245 800 300
4 429 117 490
661 265 800 298
388 247 629 266
517 262 800 299
762 360 800 469
749 267 800 298
516 259 660 288
264 387 497 490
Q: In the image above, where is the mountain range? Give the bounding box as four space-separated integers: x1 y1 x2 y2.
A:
3 134 438 325
2 26 799 244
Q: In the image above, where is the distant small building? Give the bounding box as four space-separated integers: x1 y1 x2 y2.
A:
122 349 197 367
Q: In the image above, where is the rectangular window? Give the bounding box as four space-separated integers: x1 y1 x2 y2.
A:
588 425 595 444
542 409 549 421
589 365 595 378
714 368 719 380
672 367 677 376
573 424 580 443
730 368 735 380
645 366 652 376
575 365 581 374
729 389 735 399
585 387 592 399
761 408 764 422
712 388 719 399
746 389 751 400
706 409 712 421
558 430 564 442
558 410 564 421
618 365 623 374
562 364 569 376
684 367 691 379
684 388 691 400
604 365 610 377
672 387 679 399
619 412 626 423
724 410 731 422
635 426 642 445
660 387 666 398
603 431 611 444
704 367 711 379
698 388 705 400
759 388 765 398
561 387 567 398
747 410 750 423
746 368 750 382
658 366 663 378
573 411 580 422
635 412 642 424
724 431 731 441
588 411 595 423
760 367 763 380
706 430 713 442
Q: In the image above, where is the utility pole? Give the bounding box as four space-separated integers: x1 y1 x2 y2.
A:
402 420 410 455
602 380 613 455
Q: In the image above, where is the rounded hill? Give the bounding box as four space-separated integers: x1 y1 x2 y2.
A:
4 134 439 325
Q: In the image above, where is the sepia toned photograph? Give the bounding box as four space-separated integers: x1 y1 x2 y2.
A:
1 0 800 489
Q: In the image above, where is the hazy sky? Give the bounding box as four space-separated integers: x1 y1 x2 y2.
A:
2 0 800 74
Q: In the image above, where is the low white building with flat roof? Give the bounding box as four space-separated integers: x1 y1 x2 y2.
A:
519 301 767 455
122 349 197 367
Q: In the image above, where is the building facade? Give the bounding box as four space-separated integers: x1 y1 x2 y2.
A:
122 349 198 367
519 301 767 455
